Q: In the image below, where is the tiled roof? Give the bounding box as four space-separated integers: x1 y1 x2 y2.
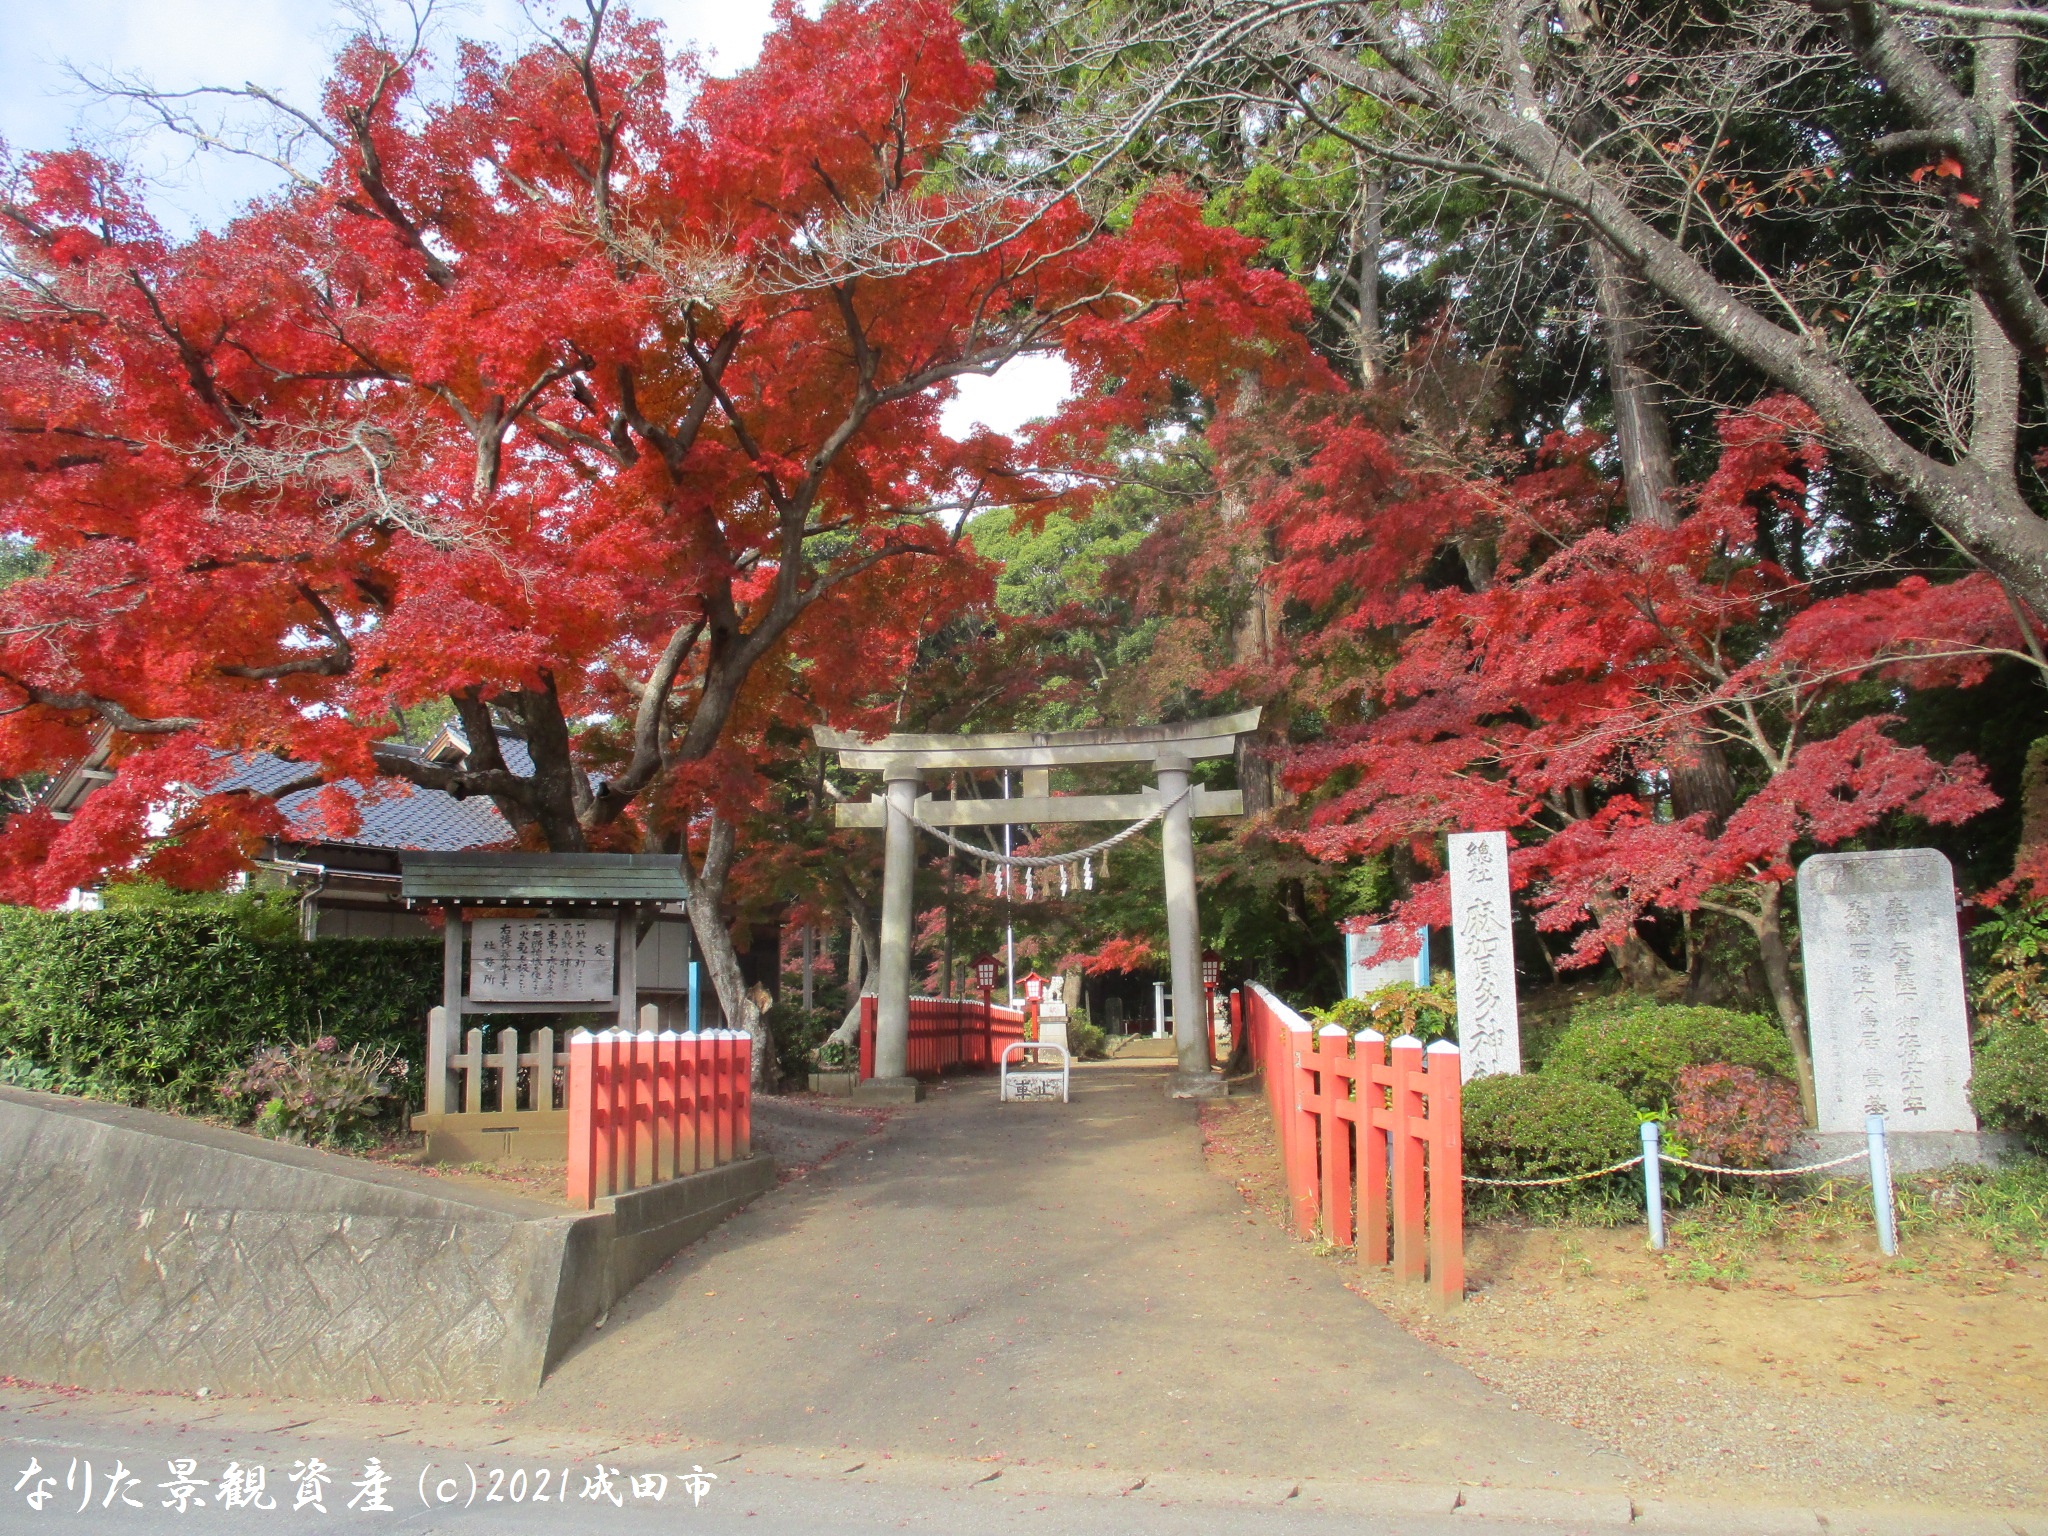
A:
208 735 537 853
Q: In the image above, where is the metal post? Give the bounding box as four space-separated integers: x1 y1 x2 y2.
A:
1641 1120 1665 1251
1866 1113 1898 1257
1156 752 1214 1093
875 766 921 1083
1153 980 1167 1038
688 960 701 1034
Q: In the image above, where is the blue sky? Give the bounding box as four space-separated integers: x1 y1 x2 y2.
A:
0 0 1067 436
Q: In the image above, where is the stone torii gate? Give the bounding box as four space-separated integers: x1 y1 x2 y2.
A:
816 710 1259 1097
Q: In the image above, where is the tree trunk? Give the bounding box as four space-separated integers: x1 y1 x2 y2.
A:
835 869 881 991
1587 239 1744 830
1351 171 1386 387
1750 882 1818 1124
845 916 866 998
1588 240 1678 530
685 811 770 1085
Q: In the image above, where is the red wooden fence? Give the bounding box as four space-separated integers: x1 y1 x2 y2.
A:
1239 982 1464 1305
858 994 1030 1080
566 1029 753 1209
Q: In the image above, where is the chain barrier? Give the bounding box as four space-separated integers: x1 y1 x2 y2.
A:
1463 1148 1869 1188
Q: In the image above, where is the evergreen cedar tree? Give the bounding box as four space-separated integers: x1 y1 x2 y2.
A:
0 0 1315 905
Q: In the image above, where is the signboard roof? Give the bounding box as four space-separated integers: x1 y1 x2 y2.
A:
400 851 690 905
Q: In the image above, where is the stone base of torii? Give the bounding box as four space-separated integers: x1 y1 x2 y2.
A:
817 710 1259 1098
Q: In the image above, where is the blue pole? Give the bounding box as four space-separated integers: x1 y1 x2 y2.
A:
688 960 701 1034
1641 1120 1665 1251
1866 1113 1898 1257
1414 925 1431 988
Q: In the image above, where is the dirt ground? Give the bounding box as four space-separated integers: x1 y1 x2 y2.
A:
1201 1096 2048 1512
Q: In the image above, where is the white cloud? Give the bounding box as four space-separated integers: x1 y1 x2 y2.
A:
0 2 1078 434
0 0 783 230
940 355 1074 441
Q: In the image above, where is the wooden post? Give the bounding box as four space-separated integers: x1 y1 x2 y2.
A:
1391 1035 1427 1284
1319 1025 1354 1248
567 1030 597 1209
492 1027 519 1114
615 906 638 1034
1357 1030 1391 1266
1289 1020 1319 1239
1426 1039 1465 1306
430 907 463 1118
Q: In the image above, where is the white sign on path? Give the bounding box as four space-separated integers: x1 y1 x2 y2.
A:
1448 832 1521 1080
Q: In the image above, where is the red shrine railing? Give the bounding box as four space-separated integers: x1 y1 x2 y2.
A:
565 1029 752 1209
1238 982 1465 1306
857 994 1030 1080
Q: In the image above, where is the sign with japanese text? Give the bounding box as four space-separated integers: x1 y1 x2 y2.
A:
470 918 616 1004
1448 831 1521 1080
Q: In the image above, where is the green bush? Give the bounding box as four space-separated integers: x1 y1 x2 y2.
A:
765 1000 835 1086
1461 1073 1641 1181
0 904 439 1112
1967 903 2048 1150
1544 998 1795 1109
1311 979 1458 1044
1966 1016 2048 1148
1066 1016 1108 1059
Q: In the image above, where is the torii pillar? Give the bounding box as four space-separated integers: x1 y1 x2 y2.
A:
819 710 1259 1099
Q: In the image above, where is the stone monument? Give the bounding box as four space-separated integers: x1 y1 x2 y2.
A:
1797 849 1976 1137
1448 831 1520 1079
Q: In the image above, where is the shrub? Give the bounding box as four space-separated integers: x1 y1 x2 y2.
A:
765 1000 835 1086
814 1038 854 1071
1312 980 1459 1044
1544 998 1796 1109
1066 1016 1108 1059
1461 1073 1640 1181
1669 1063 1805 1169
0 905 439 1111
1968 904 2048 1150
218 1037 409 1146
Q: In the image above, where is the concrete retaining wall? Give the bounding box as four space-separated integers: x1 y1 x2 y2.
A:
0 1085 772 1402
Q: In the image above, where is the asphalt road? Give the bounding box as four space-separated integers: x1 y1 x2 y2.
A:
519 1063 1629 1489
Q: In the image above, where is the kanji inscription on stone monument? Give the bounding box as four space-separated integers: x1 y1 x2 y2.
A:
471 918 616 1004
1448 831 1520 1080
1798 849 1976 1135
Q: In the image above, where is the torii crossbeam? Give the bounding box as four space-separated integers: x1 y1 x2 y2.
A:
816 710 1260 1096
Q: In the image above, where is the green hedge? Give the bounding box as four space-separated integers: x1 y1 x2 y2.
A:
0 906 440 1111
1544 999 1796 1110
1970 1014 2048 1150
1461 1073 1641 1181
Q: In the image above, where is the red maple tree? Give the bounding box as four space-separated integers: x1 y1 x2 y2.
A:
0 0 1311 1023
1236 392 2019 1116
